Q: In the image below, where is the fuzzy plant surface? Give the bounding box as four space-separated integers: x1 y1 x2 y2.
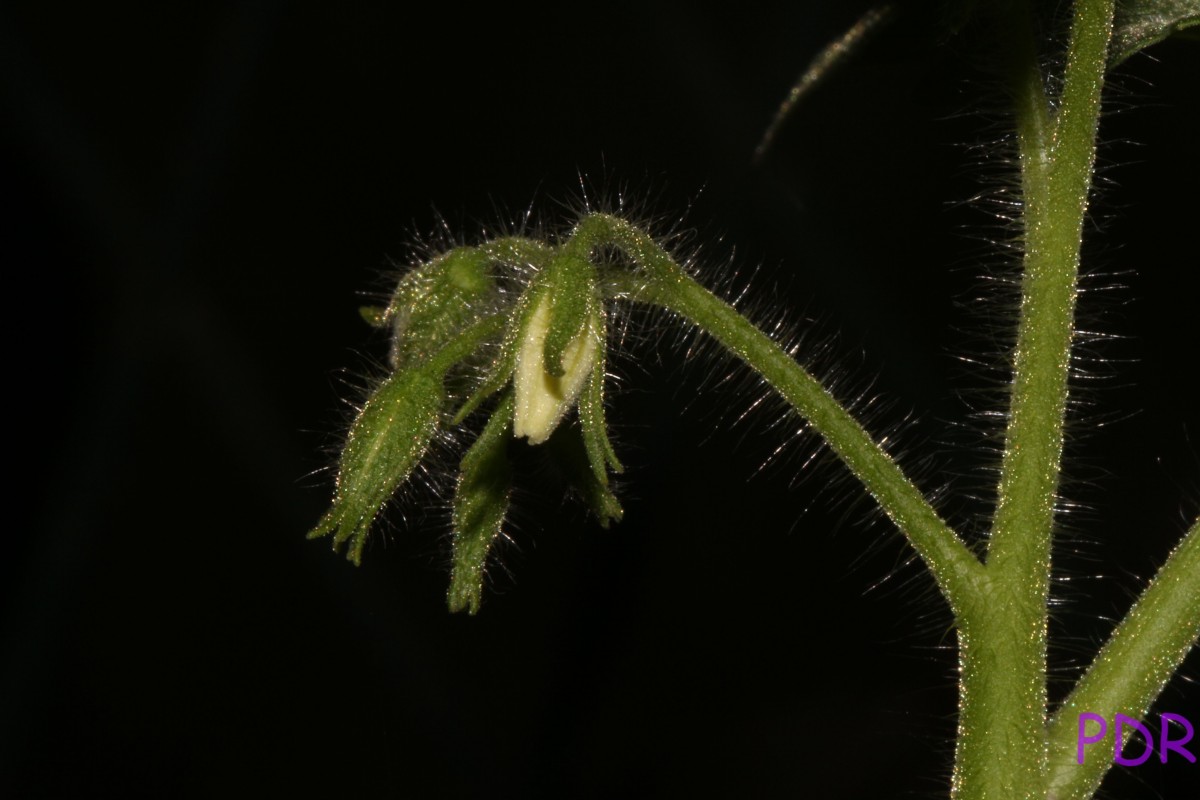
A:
310 1 1200 798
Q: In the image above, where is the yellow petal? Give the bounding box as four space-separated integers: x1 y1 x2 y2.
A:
513 294 600 444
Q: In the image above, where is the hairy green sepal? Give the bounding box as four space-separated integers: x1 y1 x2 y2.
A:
448 392 515 614
308 367 444 565
386 247 496 369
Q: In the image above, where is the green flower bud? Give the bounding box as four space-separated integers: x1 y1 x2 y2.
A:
313 223 632 609
308 366 444 565
384 248 496 370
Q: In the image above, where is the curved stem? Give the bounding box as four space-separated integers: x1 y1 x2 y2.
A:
592 219 986 619
480 236 551 267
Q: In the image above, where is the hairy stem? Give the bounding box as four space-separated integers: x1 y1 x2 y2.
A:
954 1 1114 799
592 216 986 618
1044 519 1200 800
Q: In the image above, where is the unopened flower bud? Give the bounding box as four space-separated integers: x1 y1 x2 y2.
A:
384 248 496 370
512 287 601 444
308 366 444 564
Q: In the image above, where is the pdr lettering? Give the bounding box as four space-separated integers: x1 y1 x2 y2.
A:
1076 713 1195 766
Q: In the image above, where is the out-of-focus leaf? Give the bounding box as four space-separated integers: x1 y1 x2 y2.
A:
755 4 895 162
1111 0 1200 65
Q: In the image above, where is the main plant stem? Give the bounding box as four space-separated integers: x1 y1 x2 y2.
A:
570 6 1195 798
953 1 1114 799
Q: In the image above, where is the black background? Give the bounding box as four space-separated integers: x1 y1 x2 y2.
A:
2 2 1198 797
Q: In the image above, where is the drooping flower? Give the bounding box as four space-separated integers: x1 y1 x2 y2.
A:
443 245 622 613
312 220 628 612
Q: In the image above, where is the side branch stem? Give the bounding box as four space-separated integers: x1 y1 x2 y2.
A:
593 224 985 619
1045 520 1200 800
